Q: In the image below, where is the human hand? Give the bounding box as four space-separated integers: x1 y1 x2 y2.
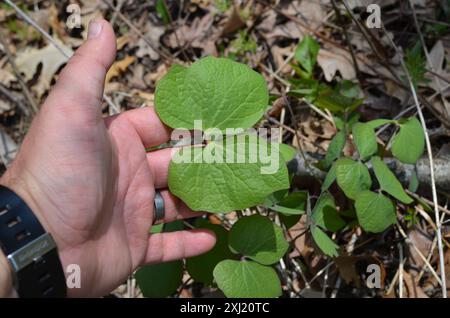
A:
0 19 216 297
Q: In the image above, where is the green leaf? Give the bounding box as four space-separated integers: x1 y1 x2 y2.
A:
155 56 269 131
186 223 236 285
135 261 183 298
163 220 185 232
391 117 425 164
288 78 319 98
323 130 346 168
311 226 339 257
315 89 364 113
336 80 361 98
156 0 170 25
213 260 282 298
150 223 163 233
321 162 337 192
371 156 413 204
335 158 372 199
279 213 301 229
405 41 429 88
268 191 307 215
168 136 289 212
311 193 346 232
228 215 289 265
366 119 394 130
352 122 377 160
355 191 396 233
263 189 289 207
279 143 297 162
294 35 320 78
408 170 419 193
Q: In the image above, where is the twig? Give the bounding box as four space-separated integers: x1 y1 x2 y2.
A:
4 0 120 115
331 0 361 82
398 242 404 298
381 23 447 297
110 0 125 27
161 0 190 62
396 224 442 285
298 261 334 297
101 0 174 62
0 27 38 114
0 83 29 116
340 0 450 129
406 189 450 216
409 0 450 118
302 98 334 123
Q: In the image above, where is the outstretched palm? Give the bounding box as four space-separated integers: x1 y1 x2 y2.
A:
0 19 215 297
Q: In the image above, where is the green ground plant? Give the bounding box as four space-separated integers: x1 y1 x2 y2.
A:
135 36 425 298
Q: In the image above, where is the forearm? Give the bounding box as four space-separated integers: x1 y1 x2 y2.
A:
0 249 16 298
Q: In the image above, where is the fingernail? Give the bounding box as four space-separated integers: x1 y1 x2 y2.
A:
88 20 102 39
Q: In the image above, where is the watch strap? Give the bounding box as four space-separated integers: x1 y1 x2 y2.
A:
0 185 67 297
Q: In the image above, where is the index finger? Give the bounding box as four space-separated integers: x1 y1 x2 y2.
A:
105 106 172 147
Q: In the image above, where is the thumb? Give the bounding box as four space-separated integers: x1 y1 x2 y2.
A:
45 19 116 113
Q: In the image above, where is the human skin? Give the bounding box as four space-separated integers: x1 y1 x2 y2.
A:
0 19 216 297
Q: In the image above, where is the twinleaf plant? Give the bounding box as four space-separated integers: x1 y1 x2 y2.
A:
135 37 426 298
155 56 290 213
136 56 292 298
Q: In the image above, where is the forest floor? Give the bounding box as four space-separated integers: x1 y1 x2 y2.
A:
0 0 449 298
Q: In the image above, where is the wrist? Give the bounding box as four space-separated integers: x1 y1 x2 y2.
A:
0 170 67 297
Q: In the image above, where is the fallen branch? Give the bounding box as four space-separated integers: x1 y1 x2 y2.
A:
288 152 450 192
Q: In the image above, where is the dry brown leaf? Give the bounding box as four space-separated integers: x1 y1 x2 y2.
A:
271 45 295 75
428 41 449 96
135 21 165 60
14 39 72 98
407 229 433 268
166 13 217 56
317 47 356 82
385 79 409 104
130 89 154 105
0 68 16 86
116 35 130 51
219 6 246 36
288 0 327 29
335 255 385 288
296 117 336 154
288 215 311 259
105 55 136 84
402 271 429 298
145 63 169 84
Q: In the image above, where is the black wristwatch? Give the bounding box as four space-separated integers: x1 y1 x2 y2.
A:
0 185 66 297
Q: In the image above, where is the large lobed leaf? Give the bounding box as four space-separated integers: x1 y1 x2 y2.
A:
186 222 236 285
355 191 396 233
155 56 269 131
228 215 289 265
213 260 282 298
371 156 413 204
135 261 183 298
391 117 425 164
335 157 372 200
352 122 377 160
311 192 346 232
168 136 289 212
